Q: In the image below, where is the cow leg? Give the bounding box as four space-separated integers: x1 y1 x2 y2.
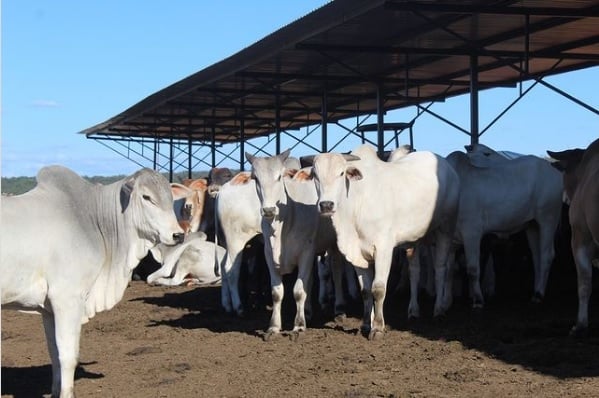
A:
354 265 374 337
293 256 314 333
432 233 452 317
525 225 543 302
407 246 421 319
220 264 233 313
329 249 348 320
371 249 393 340
463 235 484 309
265 256 284 337
317 255 333 314
42 312 61 397
441 247 458 312
152 270 188 286
534 221 558 302
344 260 360 303
146 264 172 285
50 300 83 398
571 232 595 335
222 243 245 316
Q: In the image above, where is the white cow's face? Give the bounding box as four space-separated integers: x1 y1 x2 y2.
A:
246 150 291 220
127 170 185 246
312 153 362 216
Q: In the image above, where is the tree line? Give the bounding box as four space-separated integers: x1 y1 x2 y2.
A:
1 171 210 196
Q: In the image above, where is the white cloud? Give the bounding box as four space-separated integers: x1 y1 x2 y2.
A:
30 99 60 108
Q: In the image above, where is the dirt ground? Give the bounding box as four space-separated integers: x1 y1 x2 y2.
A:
3 260 599 398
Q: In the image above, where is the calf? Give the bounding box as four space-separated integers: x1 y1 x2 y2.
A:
147 231 227 287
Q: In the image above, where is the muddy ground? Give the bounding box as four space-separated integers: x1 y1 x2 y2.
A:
3 257 599 398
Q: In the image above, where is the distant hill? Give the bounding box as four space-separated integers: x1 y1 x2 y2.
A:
1 170 212 196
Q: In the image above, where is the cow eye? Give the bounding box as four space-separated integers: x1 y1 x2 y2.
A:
339 171 344 177
276 174 282 182
142 194 154 203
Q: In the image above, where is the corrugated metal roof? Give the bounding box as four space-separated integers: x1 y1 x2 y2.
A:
80 0 599 146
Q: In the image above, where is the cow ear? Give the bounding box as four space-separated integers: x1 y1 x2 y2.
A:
293 168 314 182
230 172 252 186
300 155 315 168
171 183 192 200
187 178 208 192
120 176 136 212
279 148 291 163
245 152 256 165
346 166 363 180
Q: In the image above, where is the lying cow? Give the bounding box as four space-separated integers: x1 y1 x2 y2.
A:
0 165 184 398
146 231 226 287
548 138 599 335
308 144 460 339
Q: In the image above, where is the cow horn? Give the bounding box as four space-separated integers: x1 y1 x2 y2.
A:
343 154 361 161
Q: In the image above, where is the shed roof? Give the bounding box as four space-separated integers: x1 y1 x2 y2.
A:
80 0 599 146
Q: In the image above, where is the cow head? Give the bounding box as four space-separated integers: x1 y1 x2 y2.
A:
123 169 185 246
171 179 208 234
312 152 362 216
547 148 585 203
246 149 292 220
207 167 234 197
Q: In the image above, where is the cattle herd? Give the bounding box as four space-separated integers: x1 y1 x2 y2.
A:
1 137 598 398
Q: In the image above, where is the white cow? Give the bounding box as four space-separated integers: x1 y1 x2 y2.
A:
444 144 563 310
216 171 264 316
146 231 227 287
0 165 184 398
310 144 460 339
548 138 599 335
245 150 347 338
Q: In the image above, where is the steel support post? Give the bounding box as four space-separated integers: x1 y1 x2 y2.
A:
470 55 480 146
377 81 385 155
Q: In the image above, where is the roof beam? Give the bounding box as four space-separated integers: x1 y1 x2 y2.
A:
384 2 599 18
296 43 599 61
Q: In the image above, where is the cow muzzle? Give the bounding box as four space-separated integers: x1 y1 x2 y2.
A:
261 206 277 219
173 232 185 244
319 201 335 216
208 185 221 198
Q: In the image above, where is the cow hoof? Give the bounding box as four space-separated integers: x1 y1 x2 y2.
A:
334 313 347 324
235 307 246 318
368 328 385 341
289 330 304 342
569 325 588 338
263 328 280 342
359 324 371 338
531 293 543 304
433 306 447 318
292 325 306 333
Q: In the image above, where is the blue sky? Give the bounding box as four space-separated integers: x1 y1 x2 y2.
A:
2 1 598 177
